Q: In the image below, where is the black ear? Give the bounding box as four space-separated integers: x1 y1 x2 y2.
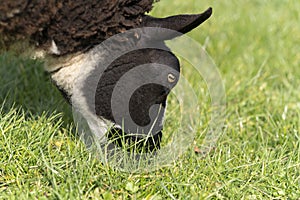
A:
142 7 212 40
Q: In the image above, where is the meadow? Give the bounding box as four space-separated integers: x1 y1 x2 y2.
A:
1 0 300 199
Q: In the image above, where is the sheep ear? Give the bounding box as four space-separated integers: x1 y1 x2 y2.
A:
142 7 212 40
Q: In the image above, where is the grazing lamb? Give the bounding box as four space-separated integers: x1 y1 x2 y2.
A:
0 1 212 152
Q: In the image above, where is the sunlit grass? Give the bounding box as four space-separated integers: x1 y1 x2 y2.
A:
1 0 300 198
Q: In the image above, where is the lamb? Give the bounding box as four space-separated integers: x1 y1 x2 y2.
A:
0 1 212 153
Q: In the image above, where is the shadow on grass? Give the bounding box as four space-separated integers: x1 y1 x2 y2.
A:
0 52 73 126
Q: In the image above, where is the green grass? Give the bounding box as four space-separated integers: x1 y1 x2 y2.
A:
1 0 300 199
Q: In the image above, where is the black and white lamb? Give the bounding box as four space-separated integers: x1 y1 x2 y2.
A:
0 1 212 152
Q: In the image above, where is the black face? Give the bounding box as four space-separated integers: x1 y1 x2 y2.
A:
82 8 212 152
95 47 179 124
93 44 180 152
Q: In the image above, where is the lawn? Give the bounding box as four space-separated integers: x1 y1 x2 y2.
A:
1 0 300 199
